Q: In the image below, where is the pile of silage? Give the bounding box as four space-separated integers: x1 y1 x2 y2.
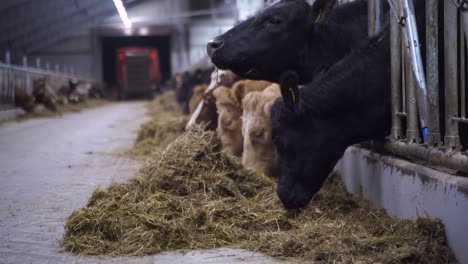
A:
132 91 189 156
61 127 456 263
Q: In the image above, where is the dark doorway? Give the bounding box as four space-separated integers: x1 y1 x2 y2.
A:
101 35 171 89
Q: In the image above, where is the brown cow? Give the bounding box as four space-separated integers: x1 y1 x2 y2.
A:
241 84 281 178
186 69 238 131
213 80 271 156
33 78 59 112
188 84 208 115
14 87 35 112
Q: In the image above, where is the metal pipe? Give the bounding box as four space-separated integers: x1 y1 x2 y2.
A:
22 56 27 67
368 0 376 36
402 0 428 136
368 0 384 36
401 38 407 114
444 0 461 151
405 52 420 143
453 117 468 124
391 14 403 140
5 51 10 65
385 141 468 173
387 0 405 24
426 0 442 147
461 17 466 119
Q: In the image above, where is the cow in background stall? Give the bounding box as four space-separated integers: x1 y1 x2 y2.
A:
186 69 239 131
33 78 59 112
69 81 92 104
14 87 36 112
188 84 208 115
241 84 281 178
177 68 213 114
213 80 271 156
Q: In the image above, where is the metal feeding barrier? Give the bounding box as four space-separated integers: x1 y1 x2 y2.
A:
368 0 468 173
0 53 96 112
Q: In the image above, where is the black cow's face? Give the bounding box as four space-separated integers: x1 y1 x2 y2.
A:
271 71 343 209
271 100 345 209
207 0 315 82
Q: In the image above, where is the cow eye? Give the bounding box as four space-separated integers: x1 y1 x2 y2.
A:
265 16 282 26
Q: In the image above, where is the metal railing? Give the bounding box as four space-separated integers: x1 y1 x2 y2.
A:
367 0 468 173
0 54 96 111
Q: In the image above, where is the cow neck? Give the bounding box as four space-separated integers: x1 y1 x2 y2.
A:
298 22 365 84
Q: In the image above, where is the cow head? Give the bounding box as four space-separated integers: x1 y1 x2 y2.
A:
213 86 244 156
207 0 336 83
195 90 219 131
242 84 281 178
271 71 344 209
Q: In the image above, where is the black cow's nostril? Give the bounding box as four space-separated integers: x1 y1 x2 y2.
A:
207 39 224 58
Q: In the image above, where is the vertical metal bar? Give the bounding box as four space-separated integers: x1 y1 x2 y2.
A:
368 0 384 36
401 38 407 114
461 16 466 119
402 0 428 139
406 53 420 143
368 0 376 36
391 15 403 140
5 51 10 65
444 0 461 151
426 0 442 147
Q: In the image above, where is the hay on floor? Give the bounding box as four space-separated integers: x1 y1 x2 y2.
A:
61 125 455 263
132 91 188 157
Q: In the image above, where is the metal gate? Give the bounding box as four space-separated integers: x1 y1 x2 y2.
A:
0 59 96 113
368 0 468 173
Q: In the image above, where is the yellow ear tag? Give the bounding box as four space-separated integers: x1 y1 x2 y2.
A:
315 10 323 23
289 87 296 104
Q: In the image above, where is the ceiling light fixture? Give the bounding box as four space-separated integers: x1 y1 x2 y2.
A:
113 0 132 28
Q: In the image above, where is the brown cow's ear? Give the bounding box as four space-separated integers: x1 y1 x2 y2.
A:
233 82 246 105
310 0 337 24
279 71 301 113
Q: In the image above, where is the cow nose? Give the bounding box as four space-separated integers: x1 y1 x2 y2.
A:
207 39 224 58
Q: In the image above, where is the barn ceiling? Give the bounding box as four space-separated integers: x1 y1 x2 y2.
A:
0 0 148 55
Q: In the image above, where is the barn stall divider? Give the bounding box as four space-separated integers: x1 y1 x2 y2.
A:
337 0 468 262
0 54 97 119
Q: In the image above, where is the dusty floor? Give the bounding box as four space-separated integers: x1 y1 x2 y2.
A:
0 102 287 264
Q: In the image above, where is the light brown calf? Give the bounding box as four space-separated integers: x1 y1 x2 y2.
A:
213 80 271 156
188 84 208 115
241 84 281 178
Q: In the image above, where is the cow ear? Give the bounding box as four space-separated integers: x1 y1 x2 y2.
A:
310 0 336 24
279 71 301 113
232 81 246 105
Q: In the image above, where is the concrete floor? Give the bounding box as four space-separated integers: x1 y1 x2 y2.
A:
0 103 287 264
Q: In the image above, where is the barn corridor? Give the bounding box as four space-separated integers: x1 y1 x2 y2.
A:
0 103 285 264
0 102 149 263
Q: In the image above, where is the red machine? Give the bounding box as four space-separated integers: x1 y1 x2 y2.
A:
117 47 160 99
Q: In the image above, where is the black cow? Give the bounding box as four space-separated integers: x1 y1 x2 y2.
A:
177 68 213 114
271 29 391 209
207 0 371 84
